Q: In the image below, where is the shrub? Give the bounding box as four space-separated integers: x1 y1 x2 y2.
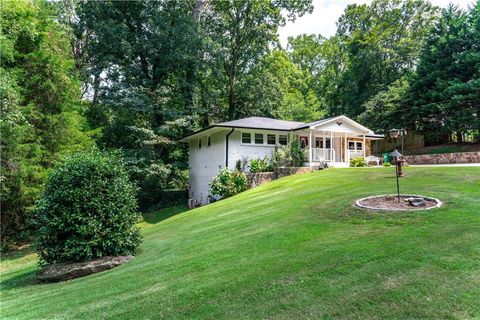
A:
209 169 247 200
35 149 142 265
350 157 368 167
273 134 306 168
249 157 274 173
383 162 392 167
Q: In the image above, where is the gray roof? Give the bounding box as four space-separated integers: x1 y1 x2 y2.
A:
216 117 304 131
179 115 374 141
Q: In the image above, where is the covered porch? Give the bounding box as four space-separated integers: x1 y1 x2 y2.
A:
294 116 383 167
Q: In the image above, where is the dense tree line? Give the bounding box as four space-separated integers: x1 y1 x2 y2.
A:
1 0 479 248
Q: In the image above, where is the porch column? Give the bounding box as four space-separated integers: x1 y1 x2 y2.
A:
308 129 312 163
330 131 333 162
344 133 348 163
362 134 366 156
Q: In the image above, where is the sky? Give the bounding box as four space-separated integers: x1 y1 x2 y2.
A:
278 0 475 47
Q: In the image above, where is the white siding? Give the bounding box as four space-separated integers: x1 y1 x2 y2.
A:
314 120 365 135
227 130 287 169
188 128 288 205
189 130 227 205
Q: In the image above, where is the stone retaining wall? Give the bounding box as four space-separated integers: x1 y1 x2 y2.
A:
403 151 480 165
245 172 276 188
246 167 316 189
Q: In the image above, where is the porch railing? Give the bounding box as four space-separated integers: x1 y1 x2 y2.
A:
348 150 364 159
312 148 335 162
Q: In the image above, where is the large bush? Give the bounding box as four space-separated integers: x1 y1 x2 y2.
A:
35 149 142 265
209 169 248 201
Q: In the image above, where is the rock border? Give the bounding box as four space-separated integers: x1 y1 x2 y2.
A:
355 194 443 211
37 255 134 283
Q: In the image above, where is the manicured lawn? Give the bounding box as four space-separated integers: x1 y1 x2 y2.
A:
1 167 480 319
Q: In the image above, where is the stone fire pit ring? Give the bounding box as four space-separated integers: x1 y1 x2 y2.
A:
355 194 443 211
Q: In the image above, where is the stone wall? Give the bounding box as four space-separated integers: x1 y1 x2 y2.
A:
245 172 276 188
276 167 312 179
246 166 316 189
403 151 480 165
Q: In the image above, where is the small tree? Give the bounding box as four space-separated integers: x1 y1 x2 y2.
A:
35 149 142 265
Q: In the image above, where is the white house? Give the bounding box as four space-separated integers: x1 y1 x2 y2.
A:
179 115 383 205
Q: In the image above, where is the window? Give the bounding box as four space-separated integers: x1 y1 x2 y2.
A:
356 142 363 150
300 136 308 148
348 141 355 150
207 136 211 147
325 138 331 149
278 135 287 145
267 134 276 145
241 132 251 144
198 138 202 149
315 137 323 148
254 133 264 144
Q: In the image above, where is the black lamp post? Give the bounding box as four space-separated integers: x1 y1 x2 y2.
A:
390 149 404 202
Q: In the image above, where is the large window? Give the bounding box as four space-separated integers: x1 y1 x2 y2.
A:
254 133 264 144
348 141 355 150
315 137 323 148
241 132 251 144
267 134 276 145
356 142 363 150
278 135 287 145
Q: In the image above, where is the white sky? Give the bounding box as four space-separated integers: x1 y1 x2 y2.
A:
279 0 475 47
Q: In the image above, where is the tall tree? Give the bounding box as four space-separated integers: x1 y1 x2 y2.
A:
203 0 313 120
331 0 437 117
0 0 92 247
405 3 480 144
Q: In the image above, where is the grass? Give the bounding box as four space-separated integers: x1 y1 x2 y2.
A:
1 167 480 319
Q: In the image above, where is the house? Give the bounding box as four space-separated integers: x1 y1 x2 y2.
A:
179 115 383 205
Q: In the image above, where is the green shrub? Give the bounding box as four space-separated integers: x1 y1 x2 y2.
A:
273 135 306 168
350 157 368 167
35 149 142 265
209 169 247 201
383 162 392 167
249 157 274 173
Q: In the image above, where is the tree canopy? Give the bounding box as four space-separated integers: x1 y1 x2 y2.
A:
2 0 479 248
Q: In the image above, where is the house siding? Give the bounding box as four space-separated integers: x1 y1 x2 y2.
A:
189 130 227 205
226 130 284 169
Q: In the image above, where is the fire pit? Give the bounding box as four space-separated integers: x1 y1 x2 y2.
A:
355 194 442 211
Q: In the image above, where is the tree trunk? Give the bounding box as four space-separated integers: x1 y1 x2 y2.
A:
227 75 236 120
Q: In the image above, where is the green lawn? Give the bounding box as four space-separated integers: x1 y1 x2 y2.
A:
1 167 480 319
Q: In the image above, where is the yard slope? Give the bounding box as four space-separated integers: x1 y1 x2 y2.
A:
1 167 480 319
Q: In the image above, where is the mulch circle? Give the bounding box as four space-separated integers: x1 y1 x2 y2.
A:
355 194 442 211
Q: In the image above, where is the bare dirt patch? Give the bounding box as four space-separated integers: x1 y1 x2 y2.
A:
356 195 442 211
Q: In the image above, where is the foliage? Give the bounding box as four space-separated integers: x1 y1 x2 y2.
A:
249 157 274 173
35 149 142 265
331 0 437 118
404 3 480 144
383 162 392 167
235 157 249 172
209 169 248 201
0 0 92 248
350 157 368 167
273 135 306 167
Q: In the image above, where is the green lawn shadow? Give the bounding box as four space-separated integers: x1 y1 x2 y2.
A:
142 205 189 225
